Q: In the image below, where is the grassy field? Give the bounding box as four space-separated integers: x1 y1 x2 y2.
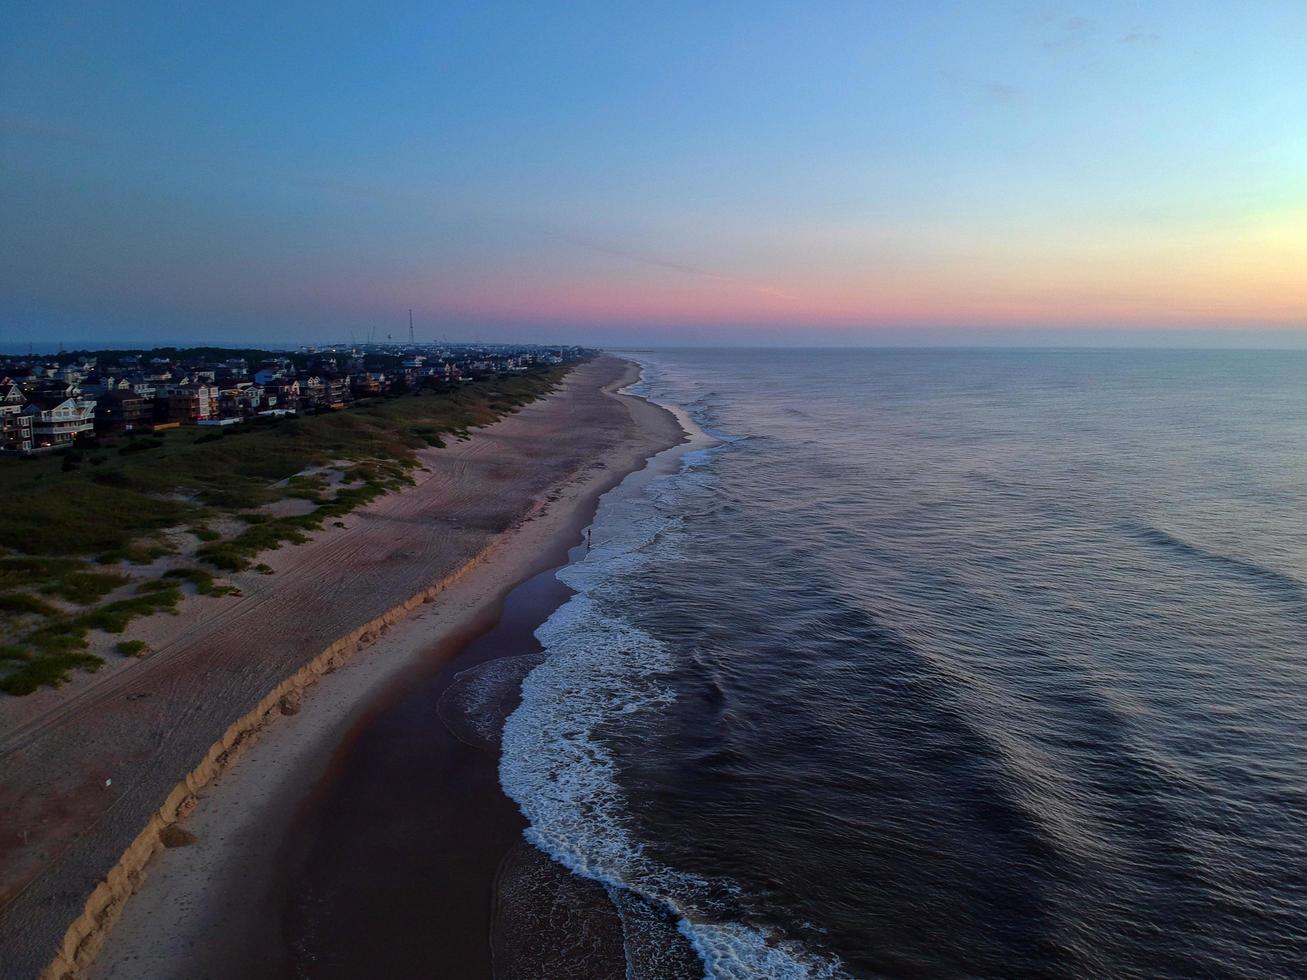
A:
0 367 570 694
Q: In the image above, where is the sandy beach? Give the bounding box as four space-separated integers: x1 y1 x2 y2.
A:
93 526 582 978
0 355 684 979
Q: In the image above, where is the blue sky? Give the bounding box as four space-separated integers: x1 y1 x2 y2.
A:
2 1 1305 347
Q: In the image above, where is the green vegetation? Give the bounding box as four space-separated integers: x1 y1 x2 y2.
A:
74 588 184 632
413 425 446 448
0 592 61 618
115 639 150 658
0 650 104 696
0 368 563 558
38 570 130 604
94 541 175 566
118 437 165 454
163 566 238 596
134 578 175 593
0 586 185 694
0 556 81 583
195 473 401 571
283 473 331 500
0 365 572 694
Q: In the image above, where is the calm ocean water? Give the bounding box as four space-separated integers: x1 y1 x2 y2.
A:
499 349 1307 978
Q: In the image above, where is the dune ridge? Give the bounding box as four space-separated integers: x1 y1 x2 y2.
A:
43 537 500 978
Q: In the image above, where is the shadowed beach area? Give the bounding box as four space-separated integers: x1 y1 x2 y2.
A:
0 355 684 978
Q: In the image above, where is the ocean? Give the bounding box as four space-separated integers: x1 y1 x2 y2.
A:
496 349 1307 978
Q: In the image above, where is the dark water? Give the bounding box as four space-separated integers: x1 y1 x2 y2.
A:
500 349 1307 978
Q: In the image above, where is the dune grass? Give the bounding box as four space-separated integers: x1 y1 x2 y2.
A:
0 650 105 696
0 593 61 618
115 639 149 658
38 570 130 604
0 368 564 558
0 365 571 694
163 566 239 596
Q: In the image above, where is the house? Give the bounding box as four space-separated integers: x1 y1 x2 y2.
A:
268 379 301 409
95 389 152 433
0 400 33 454
350 373 383 396
326 377 350 408
298 375 326 408
78 376 132 398
160 383 218 422
23 395 97 448
218 384 261 418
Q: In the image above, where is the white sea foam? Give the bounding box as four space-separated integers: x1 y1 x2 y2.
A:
437 653 543 749
681 918 847 980
499 371 846 979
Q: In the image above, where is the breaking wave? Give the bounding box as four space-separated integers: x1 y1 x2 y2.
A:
499 404 845 979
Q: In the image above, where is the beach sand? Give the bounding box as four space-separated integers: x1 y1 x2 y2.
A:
93 534 579 978
0 356 683 979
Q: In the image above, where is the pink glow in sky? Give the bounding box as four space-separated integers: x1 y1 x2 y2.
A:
3 2 1305 346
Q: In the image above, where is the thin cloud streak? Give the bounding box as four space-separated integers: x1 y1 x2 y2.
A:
938 71 1023 106
556 235 800 303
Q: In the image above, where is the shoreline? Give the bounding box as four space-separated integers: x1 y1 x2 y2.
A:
82 357 688 978
256 372 713 979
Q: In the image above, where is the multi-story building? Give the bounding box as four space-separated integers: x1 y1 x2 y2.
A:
217 383 261 418
298 376 326 409
95 390 152 433
0 402 33 454
325 377 350 408
23 396 97 448
160 383 218 422
266 379 301 410
349 374 380 397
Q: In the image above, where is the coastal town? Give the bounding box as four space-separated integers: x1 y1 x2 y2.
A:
0 341 590 698
0 343 585 454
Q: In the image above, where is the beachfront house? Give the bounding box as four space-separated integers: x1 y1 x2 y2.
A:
218 384 260 418
160 382 219 422
350 373 384 397
94 389 152 433
23 395 97 449
326 377 350 408
0 402 34 454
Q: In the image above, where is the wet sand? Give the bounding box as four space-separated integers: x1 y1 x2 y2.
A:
94 516 591 978
265 548 583 978
0 356 683 979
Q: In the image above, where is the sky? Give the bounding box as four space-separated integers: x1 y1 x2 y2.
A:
2 1 1305 348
